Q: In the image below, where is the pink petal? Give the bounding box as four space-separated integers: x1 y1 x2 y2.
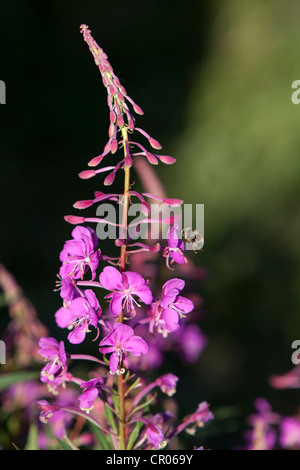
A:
69 297 88 317
55 306 74 328
162 308 180 332
168 225 180 249
161 278 185 307
173 295 194 314
114 323 135 343
68 327 86 344
110 293 124 316
58 341 66 364
170 251 186 264
109 352 119 374
132 284 153 305
100 266 123 291
124 271 152 305
38 337 59 351
84 289 100 311
125 336 148 356
124 271 144 289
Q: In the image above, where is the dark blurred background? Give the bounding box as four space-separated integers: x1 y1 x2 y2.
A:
1 0 300 449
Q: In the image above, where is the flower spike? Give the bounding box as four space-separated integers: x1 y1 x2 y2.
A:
36 24 209 453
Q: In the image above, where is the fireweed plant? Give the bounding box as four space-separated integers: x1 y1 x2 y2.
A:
36 25 213 450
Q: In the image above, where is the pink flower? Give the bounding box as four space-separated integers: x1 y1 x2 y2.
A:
55 289 101 344
78 377 105 413
163 224 186 269
56 276 79 303
136 417 166 449
149 278 194 336
146 422 165 449
173 324 207 363
99 266 153 317
38 337 68 389
248 398 280 428
190 401 214 426
156 373 179 396
160 278 194 329
59 226 100 280
37 400 61 423
99 323 148 374
280 417 300 448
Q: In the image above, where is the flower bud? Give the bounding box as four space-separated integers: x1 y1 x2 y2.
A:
73 199 94 209
104 171 116 186
149 137 162 150
117 91 125 102
109 123 116 138
133 104 144 115
111 138 118 154
88 154 104 167
79 169 96 179
163 198 183 207
110 111 116 124
125 153 133 167
145 152 159 165
117 114 124 128
158 155 176 164
64 215 85 225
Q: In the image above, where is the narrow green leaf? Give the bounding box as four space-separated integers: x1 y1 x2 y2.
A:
0 371 40 391
127 393 157 420
112 392 120 415
24 423 39 450
104 404 118 434
89 422 113 450
60 406 109 435
125 377 141 397
126 421 142 450
56 436 75 450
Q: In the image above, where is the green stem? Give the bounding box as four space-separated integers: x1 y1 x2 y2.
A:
116 127 131 449
117 374 126 450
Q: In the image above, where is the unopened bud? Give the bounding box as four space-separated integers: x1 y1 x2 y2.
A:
149 243 161 253
73 199 94 209
149 137 162 150
109 123 116 138
79 169 96 179
146 152 159 165
88 154 104 167
128 116 135 131
104 141 111 154
117 92 125 102
133 104 144 115
163 198 183 207
109 83 118 96
158 155 176 164
119 85 127 95
111 139 118 154
117 114 124 128
110 111 116 124
125 153 133 167
104 172 116 186
64 215 85 225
